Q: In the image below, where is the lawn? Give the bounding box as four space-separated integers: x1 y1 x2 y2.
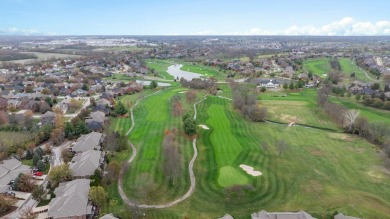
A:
0 131 35 147
339 58 373 82
329 96 390 125
104 88 390 219
180 63 226 80
260 89 340 130
121 88 195 205
302 58 332 78
146 59 176 80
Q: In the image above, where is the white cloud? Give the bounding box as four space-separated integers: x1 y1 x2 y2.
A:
0 27 56 36
191 17 390 36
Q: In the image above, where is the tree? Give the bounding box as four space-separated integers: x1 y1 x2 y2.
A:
283 83 288 90
276 140 289 156
149 81 158 89
344 110 360 133
0 194 17 212
37 160 46 171
49 164 71 186
114 101 128 115
289 82 295 90
61 148 73 164
32 152 42 166
82 83 89 91
104 161 120 185
185 90 197 103
19 206 37 219
18 174 36 192
184 118 197 136
31 186 45 202
88 186 107 207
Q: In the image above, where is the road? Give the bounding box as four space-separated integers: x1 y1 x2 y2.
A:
118 90 205 209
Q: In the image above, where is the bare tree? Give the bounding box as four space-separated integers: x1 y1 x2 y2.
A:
162 131 181 185
19 206 37 219
344 110 360 133
276 140 289 156
185 90 197 103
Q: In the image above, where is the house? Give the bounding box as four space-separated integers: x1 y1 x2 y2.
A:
41 111 56 125
258 79 280 89
100 214 119 219
251 210 315 219
218 214 234 219
47 179 93 219
56 99 71 113
11 109 32 125
72 132 103 153
86 120 103 132
96 98 112 108
69 150 103 178
0 158 31 193
93 105 110 116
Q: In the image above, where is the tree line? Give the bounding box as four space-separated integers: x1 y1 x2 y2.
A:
230 81 267 122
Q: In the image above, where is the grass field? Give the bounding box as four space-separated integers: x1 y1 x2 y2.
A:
0 131 35 146
302 58 332 78
104 88 390 219
119 88 195 205
329 96 390 125
180 63 226 80
339 58 373 82
146 59 176 80
260 89 340 130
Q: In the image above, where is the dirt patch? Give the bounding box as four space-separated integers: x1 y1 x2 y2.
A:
301 180 324 196
198 124 210 130
346 146 365 153
281 114 298 123
239 164 262 176
309 149 325 156
328 133 353 141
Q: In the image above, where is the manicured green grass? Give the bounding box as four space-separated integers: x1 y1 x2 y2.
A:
339 58 371 82
167 96 389 219
329 96 390 125
104 88 390 219
180 63 226 80
146 59 175 80
260 89 339 130
122 88 194 204
303 58 332 78
218 166 248 187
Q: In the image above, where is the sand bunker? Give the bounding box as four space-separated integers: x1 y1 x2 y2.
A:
239 164 262 176
198 124 210 130
178 91 188 94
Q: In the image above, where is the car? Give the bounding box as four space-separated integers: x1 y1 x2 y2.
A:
33 171 43 177
3 191 15 197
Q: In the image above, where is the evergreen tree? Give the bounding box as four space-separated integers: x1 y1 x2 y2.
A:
114 101 128 115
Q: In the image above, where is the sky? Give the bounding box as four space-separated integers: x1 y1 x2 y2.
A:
0 0 390 36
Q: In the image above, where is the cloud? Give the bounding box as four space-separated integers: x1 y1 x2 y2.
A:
191 17 390 36
0 27 56 36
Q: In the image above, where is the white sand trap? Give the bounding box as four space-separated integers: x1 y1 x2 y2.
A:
239 164 262 176
198 124 210 130
178 91 188 93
